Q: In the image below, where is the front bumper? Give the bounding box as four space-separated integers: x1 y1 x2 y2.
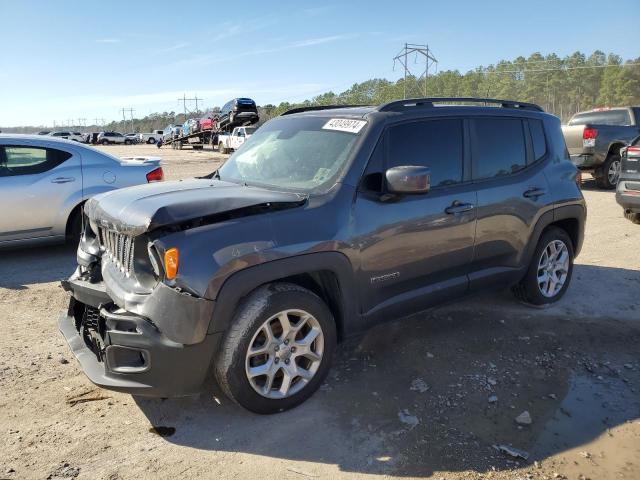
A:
59 277 221 397
616 180 640 213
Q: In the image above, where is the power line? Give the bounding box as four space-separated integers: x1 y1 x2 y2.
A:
177 94 203 118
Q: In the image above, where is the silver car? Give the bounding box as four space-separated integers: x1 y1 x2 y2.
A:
0 135 163 248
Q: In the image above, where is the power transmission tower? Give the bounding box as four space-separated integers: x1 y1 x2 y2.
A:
178 94 203 118
393 43 438 99
121 108 135 133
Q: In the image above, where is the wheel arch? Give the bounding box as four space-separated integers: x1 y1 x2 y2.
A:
522 204 585 269
207 252 357 341
65 199 86 238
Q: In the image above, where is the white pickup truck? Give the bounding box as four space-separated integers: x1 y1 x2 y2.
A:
138 130 165 144
217 126 257 154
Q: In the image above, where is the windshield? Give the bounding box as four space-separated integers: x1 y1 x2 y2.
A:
244 127 257 135
218 116 364 192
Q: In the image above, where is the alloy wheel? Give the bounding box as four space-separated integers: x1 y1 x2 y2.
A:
608 159 621 185
245 309 324 399
537 240 570 298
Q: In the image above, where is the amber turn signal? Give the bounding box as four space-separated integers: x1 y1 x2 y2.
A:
164 248 179 280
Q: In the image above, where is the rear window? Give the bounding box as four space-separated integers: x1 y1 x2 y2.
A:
568 110 631 126
472 118 526 179
528 119 547 162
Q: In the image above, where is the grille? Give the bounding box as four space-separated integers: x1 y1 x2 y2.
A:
98 227 135 274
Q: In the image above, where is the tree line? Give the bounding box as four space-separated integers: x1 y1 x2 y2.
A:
3 50 638 133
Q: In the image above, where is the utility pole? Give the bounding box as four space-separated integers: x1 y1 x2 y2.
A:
393 43 438 99
177 94 203 119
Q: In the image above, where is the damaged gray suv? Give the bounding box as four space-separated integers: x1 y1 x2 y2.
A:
60 98 586 413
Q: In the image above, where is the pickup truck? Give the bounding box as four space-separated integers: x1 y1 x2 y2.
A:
561 107 640 189
217 126 256 154
138 130 164 144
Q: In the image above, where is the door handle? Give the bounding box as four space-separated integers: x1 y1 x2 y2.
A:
445 201 475 214
523 187 547 198
51 177 75 184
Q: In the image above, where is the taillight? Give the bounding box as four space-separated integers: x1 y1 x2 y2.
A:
575 171 582 189
582 127 598 148
146 167 164 182
627 146 640 157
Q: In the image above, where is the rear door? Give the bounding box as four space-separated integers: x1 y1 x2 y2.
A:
355 117 477 316
0 143 81 242
468 116 552 288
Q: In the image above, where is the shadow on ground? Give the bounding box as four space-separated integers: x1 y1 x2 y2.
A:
135 306 640 477
0 243 76 290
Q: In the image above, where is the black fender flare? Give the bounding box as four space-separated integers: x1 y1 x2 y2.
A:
521 203 586 269
206 252 357 336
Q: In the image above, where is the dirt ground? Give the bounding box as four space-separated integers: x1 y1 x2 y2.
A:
1 144 639 480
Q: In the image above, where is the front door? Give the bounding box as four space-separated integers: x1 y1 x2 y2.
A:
354 118 477 318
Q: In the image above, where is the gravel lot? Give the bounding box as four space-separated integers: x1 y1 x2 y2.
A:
1 144 639 480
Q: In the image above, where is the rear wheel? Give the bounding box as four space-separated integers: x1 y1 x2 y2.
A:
624 211 640 224
148 137 156 144
595 154 621 189
513 227 574 306
218 142 227 154
124 139 131 145
215 283 336 414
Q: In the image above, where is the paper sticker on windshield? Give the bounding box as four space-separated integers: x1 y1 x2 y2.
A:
322 118 367 134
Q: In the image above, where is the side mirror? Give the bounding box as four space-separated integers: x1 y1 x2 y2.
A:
385 166 431 194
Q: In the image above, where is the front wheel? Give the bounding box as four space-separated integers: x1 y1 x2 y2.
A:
595 154 621 189
148 137 156 144
513 227 574 306
124 139 131 145
215 283 336 414
218 142 227 154
101 139 109 145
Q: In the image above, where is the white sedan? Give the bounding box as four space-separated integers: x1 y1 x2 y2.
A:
0 135 163 248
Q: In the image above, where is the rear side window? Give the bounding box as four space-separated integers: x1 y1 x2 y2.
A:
568 110 631 126
387 119 463 187
472 118 526 179
0 146 72 177
528 119 547 162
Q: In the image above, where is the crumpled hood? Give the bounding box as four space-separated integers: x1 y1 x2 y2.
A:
85 179 307 236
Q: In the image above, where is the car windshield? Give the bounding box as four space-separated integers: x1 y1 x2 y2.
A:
218 116 365 193
244 127 257 135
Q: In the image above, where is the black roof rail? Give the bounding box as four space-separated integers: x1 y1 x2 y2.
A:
281 105 368 116
378 97 544 112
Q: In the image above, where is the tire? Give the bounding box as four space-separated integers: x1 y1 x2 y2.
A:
595 154 621 190
124 139 131 145
148 137 156 144
218 142 227 154
215 283 337 414
66 207 83 245
624 211 640 224
512 226 574 306
101 139 109 145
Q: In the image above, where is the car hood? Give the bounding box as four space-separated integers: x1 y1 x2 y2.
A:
85 179 307 236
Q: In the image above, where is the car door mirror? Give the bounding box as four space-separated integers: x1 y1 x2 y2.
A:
385 166 430 194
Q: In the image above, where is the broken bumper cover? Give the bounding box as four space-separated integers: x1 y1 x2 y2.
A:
59 277 220 397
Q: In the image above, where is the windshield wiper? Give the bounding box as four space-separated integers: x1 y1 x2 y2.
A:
198 169 221 180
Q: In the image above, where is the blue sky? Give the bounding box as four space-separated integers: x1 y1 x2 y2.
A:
0 0 638 127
